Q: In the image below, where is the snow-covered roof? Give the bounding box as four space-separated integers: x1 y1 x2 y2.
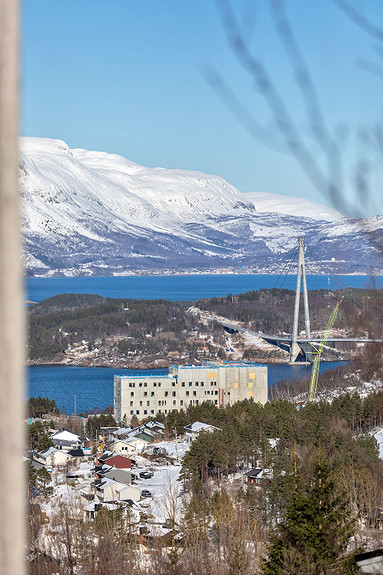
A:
52 429 81 442
185 421 220 433
39 446 59 458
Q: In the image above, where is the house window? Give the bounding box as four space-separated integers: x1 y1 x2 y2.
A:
201 382 204 387
214 400 218 405
195 381 199 386
165 391 168 397
180 400 183 406
131 391 134 397
172 381 176 387
144 410 147 415
173 400 176 405
158 382 161 387
172 391 176 397
144 382 147 387
139 382 142 387
136 410 140 415
144 391 148 397
151 410 154 414
153 382 157 387
139 401 142 406
193 391 197 396
189 382 192 387
186 391 189 397
215 390 218 395
151 391 155 397
130 401 133 406
182 382 185 387
147 401 150 406
130 410 133 415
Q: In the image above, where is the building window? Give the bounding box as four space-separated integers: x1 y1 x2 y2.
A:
139 401 142 406
151 391 155 397
182 382 185 387
144 410 147 415
153 382 157 387
234 382 238 389
130 401 133 406
186 391 189 397
131 392 134 397
189 382 192 387
151 410 154 414
215 390 218 395
158 382 161 387
173 400 176 405
193 391 197 396
180 400 183 406
144 391 148 397
136 410 140 415
201 382 204 387
214 400 218 405
144 382 147 387
172 391 176 397
195 381 199 386
172 381 176 387
130 410 133 415
196 400 199 405
139 382 142 387
147 401 150 406
165 391 168 397
248 391 253 398
210 382 214 387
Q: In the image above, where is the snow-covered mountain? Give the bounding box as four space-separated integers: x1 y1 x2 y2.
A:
20 137 383 276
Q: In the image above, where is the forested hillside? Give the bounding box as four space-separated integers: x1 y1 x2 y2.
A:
27 288 381 367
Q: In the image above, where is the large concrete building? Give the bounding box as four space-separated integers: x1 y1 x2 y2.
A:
114 361 268 423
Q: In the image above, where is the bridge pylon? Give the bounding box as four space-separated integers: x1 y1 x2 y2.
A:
289 237 311 363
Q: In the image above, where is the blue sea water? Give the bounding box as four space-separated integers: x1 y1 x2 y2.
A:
27 361 345 415
26 274 381 303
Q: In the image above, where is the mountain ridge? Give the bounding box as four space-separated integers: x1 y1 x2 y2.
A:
20 137 383 277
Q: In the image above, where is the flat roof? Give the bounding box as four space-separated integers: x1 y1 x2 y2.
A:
115 374 176 380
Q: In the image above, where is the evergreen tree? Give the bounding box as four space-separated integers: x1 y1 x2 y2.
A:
262 458 357 575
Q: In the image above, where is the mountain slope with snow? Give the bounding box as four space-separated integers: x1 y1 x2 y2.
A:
20 137 383 276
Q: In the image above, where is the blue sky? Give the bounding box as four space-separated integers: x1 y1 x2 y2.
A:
22 0 383 216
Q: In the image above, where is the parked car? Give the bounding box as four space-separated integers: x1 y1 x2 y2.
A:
141 489 152 498
139 471 153 479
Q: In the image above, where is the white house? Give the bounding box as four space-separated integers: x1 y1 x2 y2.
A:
96 478 140 503
36 446 71 467
109 436 150 455
184 421 221 441
52 429 82 451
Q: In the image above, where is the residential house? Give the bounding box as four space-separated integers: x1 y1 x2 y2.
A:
184 421 221 441
95 477 140 503
51 429 82 451
244 468 264 485
36 446 71 467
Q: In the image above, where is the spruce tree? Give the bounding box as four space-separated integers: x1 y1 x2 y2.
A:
262 458 357 575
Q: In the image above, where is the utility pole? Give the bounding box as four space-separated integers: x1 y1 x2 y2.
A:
290 237 311 363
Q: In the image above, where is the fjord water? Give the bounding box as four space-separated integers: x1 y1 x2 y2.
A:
27 361 345 415
26 274 381 303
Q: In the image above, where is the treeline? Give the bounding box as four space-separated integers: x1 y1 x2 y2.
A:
175 393 383 574
26 396 59 418
197 287 381 336
28 293 197 360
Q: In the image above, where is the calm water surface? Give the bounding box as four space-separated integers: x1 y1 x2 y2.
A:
26 274 380 303
27 362 345 415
